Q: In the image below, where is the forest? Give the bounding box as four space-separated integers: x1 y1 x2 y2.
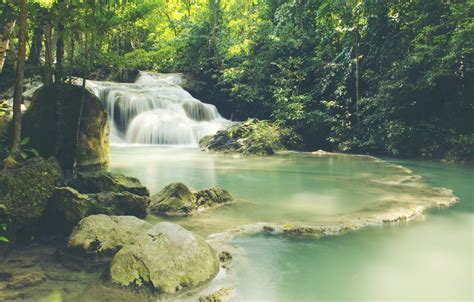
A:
1 0 472 161
0 1 473 301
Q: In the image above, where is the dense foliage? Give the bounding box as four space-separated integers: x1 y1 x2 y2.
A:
1 0 472 160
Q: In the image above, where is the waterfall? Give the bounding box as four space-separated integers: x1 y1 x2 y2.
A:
86 72 229 145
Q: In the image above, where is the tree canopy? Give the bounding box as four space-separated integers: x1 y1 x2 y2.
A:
1 0 473 160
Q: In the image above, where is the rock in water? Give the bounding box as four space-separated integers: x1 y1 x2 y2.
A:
68 215 151 256
196 188 233 208
67 172 150 196
149 182 197 216
42 187 150 235
21 83 109 172
199 288 234 302
199 119 284 155
67 215 219 296
106 222 219 296
0 158 62 230
149 183 234 216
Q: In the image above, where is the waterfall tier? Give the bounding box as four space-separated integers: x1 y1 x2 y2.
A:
87 72 229 145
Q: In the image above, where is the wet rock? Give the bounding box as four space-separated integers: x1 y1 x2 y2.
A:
196 188 233 208
5 271 47 289
4 256 40 269
199 119 284 155
106 222 219 296
67 172 150 196
199 288 234 302
0 289 24 300
42 187 150 235
21 83 109 172
0 157 63 231
149 183 233 217
149 182 197 216
218 251 233 264
68 215 151 257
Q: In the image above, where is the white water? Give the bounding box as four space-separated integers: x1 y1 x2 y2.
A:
86 72 229 145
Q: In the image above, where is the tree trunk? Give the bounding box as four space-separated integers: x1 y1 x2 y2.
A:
55 21 65 83
354 26 361 131
69 36 75 84
0 18 16 72
11 0 27 156
28 24 44 66
44 21 54 84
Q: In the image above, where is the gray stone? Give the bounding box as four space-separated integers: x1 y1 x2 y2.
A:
106 222 219 295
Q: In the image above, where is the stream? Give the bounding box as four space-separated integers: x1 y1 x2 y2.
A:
3 73 471 301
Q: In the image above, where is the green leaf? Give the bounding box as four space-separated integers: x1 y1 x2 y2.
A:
0 236 9 243
30 148 40 157
20 151 28 159
21 137 30 146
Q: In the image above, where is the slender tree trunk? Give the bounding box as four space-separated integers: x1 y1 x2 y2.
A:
28 24 44 66
55 0 65 83
11 0 27 156
44 21 54 84
354 26 361 131
0 18 16 72
55 24 64 83
69 36 75 84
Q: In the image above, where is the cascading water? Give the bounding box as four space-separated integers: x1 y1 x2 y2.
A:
86 72 229 145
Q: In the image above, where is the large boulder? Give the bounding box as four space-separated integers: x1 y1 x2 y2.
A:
21 83 109 172
106 222 219 296
199 119 284 155
149 183 233 216
67 215 219 296
42 188 150 235
0 157 62 230
67 172 150 196
68 215 151 257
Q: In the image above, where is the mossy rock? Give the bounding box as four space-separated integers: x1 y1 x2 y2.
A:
195 188 233 208
106 222 219 296
67 172 150 196
42 187 150 235
21 83 109 172
149 183 233 216
199 119 284 155
68 215 152 257
0 157 63 230
149 182 197 216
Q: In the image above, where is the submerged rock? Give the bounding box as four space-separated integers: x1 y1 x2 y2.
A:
67 172 150 196
21 83 109 172
106 222 219 296
42 187 150 234
199 288 234 302
0 157 63 231
149 183 233 216
4 271 47 290
68 215 151 257
199 119 284 155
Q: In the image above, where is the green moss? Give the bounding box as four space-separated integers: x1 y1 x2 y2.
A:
200 119 285 155
0 157 63 229
67 172 150 196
